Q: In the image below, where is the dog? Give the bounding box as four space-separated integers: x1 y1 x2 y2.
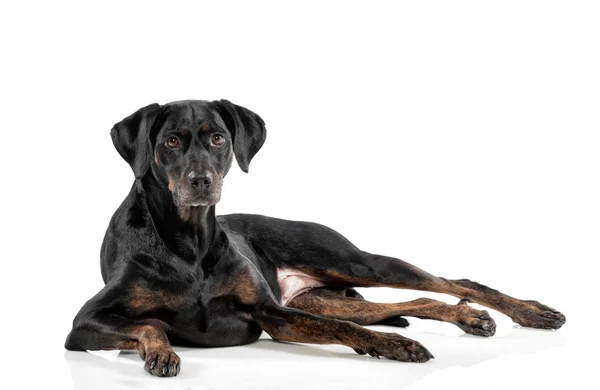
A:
65 99 566 377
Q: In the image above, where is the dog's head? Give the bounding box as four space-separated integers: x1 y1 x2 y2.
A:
111 100 266 207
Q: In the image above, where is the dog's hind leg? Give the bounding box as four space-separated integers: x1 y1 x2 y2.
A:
344 288 410 327
288 288 496 336
299 251 565 330
253 302 435 362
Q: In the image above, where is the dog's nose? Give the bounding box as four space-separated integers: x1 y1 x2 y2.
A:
187 171 212 188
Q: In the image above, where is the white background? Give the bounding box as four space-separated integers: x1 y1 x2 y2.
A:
1 1 598 389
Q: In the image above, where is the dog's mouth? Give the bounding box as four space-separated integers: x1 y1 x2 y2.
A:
183 193 221 207
172 183 223 207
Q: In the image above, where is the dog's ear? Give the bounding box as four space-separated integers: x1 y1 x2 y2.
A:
110 103 162 178
212 99 267 173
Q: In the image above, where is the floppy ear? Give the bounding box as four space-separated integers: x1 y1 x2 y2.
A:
110 103 162 178
212 99 267 173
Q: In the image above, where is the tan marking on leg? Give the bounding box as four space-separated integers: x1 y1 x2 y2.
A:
288 289 496 336
117 339 139 350
122 324 181 377
299 264 565 330
254 305 434 362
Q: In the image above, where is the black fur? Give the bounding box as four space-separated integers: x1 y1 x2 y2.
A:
65 99 565 377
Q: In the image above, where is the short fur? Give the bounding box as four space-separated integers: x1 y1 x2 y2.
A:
65 100 565 377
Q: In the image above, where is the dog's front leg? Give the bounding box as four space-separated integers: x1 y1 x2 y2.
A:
66 319 180 377
65 284 180 377
252 303 434 362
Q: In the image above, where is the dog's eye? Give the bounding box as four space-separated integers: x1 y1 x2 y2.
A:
211 134 225 146
166 137 180 149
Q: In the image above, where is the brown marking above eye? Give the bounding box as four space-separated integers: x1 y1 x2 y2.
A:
211 134 225 146
166 136 180 149
200 123 210 131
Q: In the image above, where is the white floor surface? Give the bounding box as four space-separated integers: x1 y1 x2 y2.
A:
52 308 587 390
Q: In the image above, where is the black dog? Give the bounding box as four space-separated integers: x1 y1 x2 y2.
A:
65 100 566 377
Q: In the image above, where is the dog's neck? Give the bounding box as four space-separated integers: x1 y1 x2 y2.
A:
139 174 227 267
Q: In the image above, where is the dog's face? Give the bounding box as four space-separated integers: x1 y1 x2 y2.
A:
110 100 266 207
152 102 233 207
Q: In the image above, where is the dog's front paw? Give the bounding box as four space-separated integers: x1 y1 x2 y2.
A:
139 345 181 377
511 300 566 330
354 333 434 363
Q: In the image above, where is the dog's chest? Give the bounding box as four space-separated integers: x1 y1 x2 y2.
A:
127 281 260 346
276 268 325 306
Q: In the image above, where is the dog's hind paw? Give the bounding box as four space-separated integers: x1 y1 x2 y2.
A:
511 300 566 330
453 300 496 337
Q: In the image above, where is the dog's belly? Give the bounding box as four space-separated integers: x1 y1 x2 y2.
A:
277 268 325 306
